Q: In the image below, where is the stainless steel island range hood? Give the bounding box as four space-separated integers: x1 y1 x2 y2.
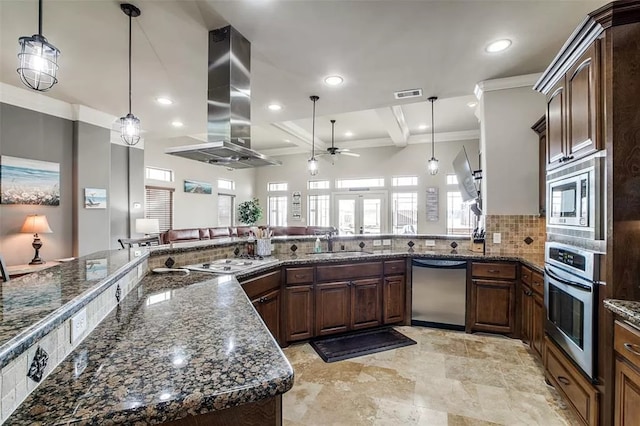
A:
165 26 281 169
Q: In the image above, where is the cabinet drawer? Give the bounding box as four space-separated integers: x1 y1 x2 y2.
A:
286 267 314 285
531 271 544 297
521 265 533 285
614 320 640 367
471 262 517 280
384 260 405 275
545 337 599 425
241 270 281 299
317 262 382 282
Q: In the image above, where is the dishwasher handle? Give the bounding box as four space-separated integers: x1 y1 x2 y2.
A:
412 258 467 269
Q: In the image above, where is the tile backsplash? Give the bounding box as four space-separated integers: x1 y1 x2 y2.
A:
484 215 546 256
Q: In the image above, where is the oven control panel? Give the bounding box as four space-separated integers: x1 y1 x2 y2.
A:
549 247 586 271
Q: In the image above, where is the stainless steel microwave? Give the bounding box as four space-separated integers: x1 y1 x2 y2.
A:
546 152 604 241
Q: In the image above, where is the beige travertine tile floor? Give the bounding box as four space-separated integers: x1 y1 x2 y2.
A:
282 326 581 425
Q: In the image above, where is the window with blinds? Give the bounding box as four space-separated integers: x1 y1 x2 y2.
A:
145 186 174 232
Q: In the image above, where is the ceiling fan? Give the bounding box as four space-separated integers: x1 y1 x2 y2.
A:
317 120 360 162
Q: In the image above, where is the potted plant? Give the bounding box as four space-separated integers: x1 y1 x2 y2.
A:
238 198 263 225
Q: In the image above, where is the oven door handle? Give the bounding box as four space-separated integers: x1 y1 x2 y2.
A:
544 267 592 292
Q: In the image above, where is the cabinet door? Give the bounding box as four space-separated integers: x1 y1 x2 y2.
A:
531 293 545 359
351 278 382 330
315 282 350 336
383 276 405 324
567 43 599 161
520 284 532 344
285 285 314 342
252 289 281 344
470 279 516 335
614 358 640 426
546 78 566 169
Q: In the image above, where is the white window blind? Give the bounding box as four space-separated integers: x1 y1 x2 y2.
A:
268 195 287 226
308 194 330 226
218 194 234 227
392 192 418 234
145 186 174 232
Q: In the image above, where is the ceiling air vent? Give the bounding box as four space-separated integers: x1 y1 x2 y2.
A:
394 88 423 100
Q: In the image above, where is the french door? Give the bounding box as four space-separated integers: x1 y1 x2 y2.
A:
333 192 387 235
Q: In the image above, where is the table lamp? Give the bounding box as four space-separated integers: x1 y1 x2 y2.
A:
21 214 53 265
135 218 159 236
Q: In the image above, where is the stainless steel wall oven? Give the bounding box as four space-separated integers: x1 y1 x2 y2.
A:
544 242 601 379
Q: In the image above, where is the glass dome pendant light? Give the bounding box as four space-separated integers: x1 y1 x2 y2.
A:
119 3 142 146
308 95 320 176
427 96 439 175
17 0 61 92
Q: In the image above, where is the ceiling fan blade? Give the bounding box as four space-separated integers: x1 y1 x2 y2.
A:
340 151 360 157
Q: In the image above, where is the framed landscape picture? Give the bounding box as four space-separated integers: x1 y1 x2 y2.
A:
0 155 60 205
184 179 212 194
84 188 107 209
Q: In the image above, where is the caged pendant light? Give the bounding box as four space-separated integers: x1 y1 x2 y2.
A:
307 95 320 176
119 3 142 146
17 0 61 92
427 96 439 175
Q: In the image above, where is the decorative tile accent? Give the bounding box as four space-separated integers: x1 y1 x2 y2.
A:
26 347 48 383
484 215 546 256
290 244 298 253
524 236 534 245
408 241 415 248
164 257 175 268
358 242 365 249
450 241 458 249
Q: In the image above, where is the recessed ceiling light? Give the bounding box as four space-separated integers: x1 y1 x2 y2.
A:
284 139 291 143
156 97 173 105
418 124 429 130
485 39 512 53
324 75 344 86
345 131 354 137
467 101 478 108
268 103 283 111
171 121 184 128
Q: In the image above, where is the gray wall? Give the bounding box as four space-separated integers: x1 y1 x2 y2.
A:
109 145 145 249
73 122 111 256
0 103 74 266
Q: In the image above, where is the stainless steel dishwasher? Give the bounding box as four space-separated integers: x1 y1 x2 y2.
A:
411 258 467 330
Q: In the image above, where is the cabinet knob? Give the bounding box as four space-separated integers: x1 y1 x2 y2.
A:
624 342 640 356
557 376 570 386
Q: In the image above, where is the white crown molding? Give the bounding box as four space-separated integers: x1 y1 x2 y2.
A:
72 105 118 130
0 82 73 120
474 73 542 100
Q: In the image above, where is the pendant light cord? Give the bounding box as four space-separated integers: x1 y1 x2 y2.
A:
331 120 335 148
431 99 435 158
38 0 43 35
311 98 316 158
128 12 132 115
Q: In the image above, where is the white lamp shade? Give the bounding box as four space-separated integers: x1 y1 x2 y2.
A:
136 218 159 234
21 214 53 234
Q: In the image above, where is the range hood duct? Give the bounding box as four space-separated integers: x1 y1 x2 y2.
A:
165 25 281 169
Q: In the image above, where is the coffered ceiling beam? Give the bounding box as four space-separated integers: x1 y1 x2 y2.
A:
375 106 409 147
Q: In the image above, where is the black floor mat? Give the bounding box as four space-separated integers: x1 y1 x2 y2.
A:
309 327 417 363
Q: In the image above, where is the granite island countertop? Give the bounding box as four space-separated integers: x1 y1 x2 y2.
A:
604 299 640 329
0 249 148 369
7 271 294 425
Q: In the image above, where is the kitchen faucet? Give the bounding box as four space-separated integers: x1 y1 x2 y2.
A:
325 232 335 252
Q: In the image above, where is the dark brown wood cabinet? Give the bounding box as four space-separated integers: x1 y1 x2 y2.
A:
545 336 599 426
546 79 566 169
545 43 600 171
315 281 351 336
520 265 545 359
284 285 314 342
531 116 547 216
241 270 283 345
614 320 640 426
520 282 532 344
350 278 382 330
566 44 599 161
251 288 281 343
469 262 517 336
383 275 405 324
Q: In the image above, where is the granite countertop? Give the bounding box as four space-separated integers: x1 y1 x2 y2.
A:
0 249 148 369
7 271 294 425
604 299 640 328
